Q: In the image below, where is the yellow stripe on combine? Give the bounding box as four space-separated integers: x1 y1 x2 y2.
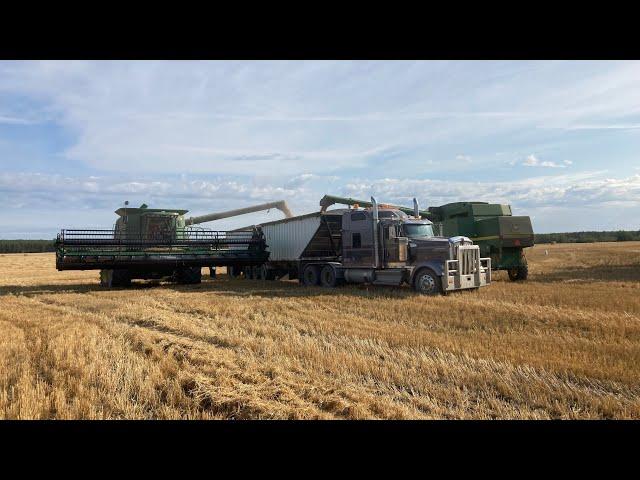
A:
469 235 500 241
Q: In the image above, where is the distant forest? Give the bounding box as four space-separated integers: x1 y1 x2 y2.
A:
534 230 640 244
1 230 640 253
0 240 56 253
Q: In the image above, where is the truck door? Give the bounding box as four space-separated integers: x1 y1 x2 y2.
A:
383 222 408 267
342 211 375 267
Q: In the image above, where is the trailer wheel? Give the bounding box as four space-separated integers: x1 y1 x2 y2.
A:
244 266 255 279
413 267 442 295
302 264 320 286
507 265 528 281
320 264 338 288
258 265 276 280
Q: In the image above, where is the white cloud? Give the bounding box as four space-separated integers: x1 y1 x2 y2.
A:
455 154 472 163
522 155 567 168
2 171 640 236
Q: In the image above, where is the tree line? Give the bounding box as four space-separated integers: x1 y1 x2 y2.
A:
534 230 640 244
0 240 56 253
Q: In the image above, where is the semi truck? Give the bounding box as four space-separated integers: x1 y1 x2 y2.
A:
319 195 534 281
55 200 292 287
237 197 491 295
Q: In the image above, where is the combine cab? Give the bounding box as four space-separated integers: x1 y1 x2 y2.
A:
55 202 291 286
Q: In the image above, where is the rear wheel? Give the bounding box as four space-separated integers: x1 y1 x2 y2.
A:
413 267 442 295
320 264 338 288
507 265 528 281
302 264 320 287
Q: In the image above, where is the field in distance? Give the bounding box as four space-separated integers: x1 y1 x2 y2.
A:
1 241 639 419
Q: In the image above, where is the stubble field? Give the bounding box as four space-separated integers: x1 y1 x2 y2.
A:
1 241 639 419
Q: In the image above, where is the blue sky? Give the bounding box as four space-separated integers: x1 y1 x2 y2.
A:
0 60 639 238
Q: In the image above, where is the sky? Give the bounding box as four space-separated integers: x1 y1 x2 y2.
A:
0 60 639 238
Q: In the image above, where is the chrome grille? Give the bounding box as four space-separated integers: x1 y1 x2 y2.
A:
457 245 479 275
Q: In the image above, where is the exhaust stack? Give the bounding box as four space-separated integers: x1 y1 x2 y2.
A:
371 196 379 269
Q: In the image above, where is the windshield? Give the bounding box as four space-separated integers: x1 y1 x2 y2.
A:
403 223 434 238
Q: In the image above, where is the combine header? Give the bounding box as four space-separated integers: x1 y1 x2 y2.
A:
56 201 292 287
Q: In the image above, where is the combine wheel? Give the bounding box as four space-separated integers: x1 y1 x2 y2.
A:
175 267 202 284
320 264 338 288
100 269 131 288
507 265 528 281
413 267 442 295
302 264 320 287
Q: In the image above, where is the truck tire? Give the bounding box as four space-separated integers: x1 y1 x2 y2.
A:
302 264 320 287
413 267 442 295
320 264 338 288
175 267 202 284
508 265 528 281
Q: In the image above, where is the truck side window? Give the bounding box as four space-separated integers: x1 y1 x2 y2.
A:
351 212 366 221
352 232 361 248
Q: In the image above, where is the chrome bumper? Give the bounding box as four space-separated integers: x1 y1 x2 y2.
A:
444 245 492 291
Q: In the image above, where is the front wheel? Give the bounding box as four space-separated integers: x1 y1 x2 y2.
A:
100 269 131 288
413 267 442 295
507 265 528 281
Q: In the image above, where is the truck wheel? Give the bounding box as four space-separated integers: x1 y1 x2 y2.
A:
508 265 528 281
413 268 442 295
320 265 338 288
302 264 320 286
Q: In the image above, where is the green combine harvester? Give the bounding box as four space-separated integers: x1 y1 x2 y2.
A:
56 201 292 287
319 195 534 281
